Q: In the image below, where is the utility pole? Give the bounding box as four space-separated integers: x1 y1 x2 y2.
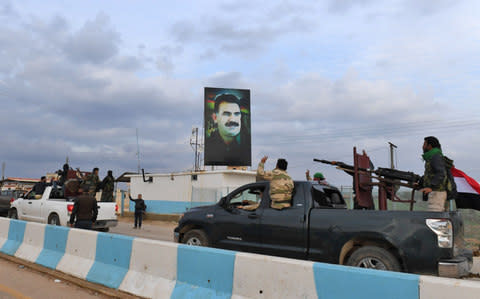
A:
136 128 141 174
1 162 5 181
388 142 397 169
190 127 203 172
190 127 199 171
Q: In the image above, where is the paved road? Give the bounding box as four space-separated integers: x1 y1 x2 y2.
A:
0 258 112 299
110 217 177 242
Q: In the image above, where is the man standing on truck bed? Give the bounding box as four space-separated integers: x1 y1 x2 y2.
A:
69 187 98 229
100 170 115 202
256 156 294 209
81 167 100 197
420 136 449 212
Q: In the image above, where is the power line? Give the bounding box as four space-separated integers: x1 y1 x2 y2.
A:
255 118 480 146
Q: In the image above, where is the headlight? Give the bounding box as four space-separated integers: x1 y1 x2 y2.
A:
426 219 453 248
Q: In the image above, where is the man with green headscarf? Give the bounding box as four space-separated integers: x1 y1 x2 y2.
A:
420 136 448 211
306 169 329 185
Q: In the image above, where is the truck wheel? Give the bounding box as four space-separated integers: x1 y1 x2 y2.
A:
182 229 209 247
48 214 61 226
346 246 401 272
8 209 18 219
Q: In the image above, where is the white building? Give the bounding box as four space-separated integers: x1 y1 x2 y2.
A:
127 170 256 214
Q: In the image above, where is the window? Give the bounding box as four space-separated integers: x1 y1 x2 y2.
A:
49 187 64 199
25 191 37 200
228 186 265 210
312 185 346 209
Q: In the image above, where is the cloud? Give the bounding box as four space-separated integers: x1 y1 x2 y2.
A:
328 0 374 13
168 2 316 58
63 13 120 64
0 1 18 18
1 1 480 186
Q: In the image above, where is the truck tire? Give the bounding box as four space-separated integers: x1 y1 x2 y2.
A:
8 209 18 219
48 214 61 226
182 229 209 247
346 246 401 272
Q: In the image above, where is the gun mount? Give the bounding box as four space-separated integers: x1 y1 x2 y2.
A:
315 147 421 211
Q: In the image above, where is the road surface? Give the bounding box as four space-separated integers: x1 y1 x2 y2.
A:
0 257 112 299
110 217 176 242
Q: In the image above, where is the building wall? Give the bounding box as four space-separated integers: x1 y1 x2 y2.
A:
127 171 256 214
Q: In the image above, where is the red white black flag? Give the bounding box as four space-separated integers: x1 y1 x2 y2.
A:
451 167 480 211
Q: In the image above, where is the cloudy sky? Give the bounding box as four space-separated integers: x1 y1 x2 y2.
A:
1 0 480 186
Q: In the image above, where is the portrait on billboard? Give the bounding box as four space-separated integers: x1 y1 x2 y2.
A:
204 87 251 166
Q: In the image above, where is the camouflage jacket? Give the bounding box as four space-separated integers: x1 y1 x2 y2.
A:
83 174 100 192
100 175 115 202
101 175 114 192
257 162 294 209
422 148 447 191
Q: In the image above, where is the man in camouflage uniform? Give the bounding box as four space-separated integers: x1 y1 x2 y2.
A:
81 167 100 197
100 170 115 202
420 136 449 212
256 156 294 210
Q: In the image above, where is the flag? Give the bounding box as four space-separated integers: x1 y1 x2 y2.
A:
451 167 480 211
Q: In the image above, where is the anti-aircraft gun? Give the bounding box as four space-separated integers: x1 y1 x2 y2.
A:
315 147 422 211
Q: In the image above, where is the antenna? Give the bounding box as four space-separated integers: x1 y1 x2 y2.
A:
136 128 141 173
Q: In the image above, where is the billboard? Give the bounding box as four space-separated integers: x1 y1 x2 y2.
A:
204 87 251 166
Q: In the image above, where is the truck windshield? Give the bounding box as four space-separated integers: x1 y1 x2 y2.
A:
49 186 64 199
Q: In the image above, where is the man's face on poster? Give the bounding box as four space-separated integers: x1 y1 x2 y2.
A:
214 101 241 142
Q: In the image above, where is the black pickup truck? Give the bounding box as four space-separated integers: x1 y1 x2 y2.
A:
174 181 472 277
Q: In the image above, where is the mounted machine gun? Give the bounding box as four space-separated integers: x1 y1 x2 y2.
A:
315 147 421 211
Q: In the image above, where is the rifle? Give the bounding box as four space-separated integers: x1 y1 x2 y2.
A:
313 159 368 172
375 167 421 184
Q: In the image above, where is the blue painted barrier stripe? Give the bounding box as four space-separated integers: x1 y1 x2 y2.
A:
35 225 69 269
171 244 235 299
86 233 133 289
129 200 216 214
0 220 26 256
313 262 419 299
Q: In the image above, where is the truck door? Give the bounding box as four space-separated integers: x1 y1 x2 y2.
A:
212 183 266 253
259 182 308 259
21 190 44 222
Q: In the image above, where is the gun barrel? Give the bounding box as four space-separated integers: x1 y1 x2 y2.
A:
375 167 420 183
313 159 333 164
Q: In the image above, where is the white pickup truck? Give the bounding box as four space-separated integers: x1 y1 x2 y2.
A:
9 186 118 231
